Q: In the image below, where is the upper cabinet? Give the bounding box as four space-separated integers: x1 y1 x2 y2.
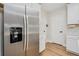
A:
67 4 79 24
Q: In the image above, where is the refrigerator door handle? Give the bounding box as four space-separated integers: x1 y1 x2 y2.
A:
26 16 28 50
23 15 26 51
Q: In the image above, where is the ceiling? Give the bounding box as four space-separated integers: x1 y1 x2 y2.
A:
41 3 66 12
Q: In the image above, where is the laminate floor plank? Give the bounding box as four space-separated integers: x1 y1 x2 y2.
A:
40 43 77 56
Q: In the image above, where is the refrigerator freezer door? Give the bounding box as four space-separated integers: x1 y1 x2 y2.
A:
26 3 39 56
4 3 25 56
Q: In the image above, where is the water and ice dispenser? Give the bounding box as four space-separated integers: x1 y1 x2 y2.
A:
10 27 22 43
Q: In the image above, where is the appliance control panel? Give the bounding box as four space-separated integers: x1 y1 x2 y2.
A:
10 27 22 43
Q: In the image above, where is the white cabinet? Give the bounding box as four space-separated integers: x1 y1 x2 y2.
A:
67 4 79 24
66 36 79 53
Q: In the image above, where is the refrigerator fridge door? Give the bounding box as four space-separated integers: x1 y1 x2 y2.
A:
4 3 26 56
26 3 39 56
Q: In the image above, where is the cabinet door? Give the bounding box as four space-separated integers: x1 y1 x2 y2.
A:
68 4 79 24
66 36 79 53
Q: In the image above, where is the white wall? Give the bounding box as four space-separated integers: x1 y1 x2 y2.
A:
47 6 67 46
39 7 48 52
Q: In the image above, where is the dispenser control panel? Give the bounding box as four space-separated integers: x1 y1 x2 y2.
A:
10 27 22 43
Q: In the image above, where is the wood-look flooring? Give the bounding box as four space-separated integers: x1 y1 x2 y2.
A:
40 43 78 56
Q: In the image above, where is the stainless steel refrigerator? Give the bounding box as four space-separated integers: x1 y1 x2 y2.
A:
4 3 39 56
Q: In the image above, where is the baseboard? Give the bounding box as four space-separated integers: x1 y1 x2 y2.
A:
46 41 66 47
